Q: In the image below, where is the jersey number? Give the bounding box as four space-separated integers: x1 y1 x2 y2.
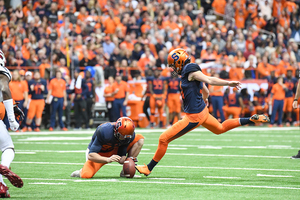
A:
153 80 163 90
87 82 92 92
34 84 42 95
228 94 236 105
169 80 178 90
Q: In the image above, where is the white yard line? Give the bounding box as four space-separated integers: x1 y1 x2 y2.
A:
203 176 241 179
13 161 300 172
18 137 92 141
148 178 185 180
13 150 291 158
140 152 289 159
15 152 36 154
168 148 187 150
29 182 67 185
257 174 294 178
21 177 300 190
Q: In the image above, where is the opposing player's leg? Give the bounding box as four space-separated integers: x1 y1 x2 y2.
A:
0 120 23 190
136 108 209 176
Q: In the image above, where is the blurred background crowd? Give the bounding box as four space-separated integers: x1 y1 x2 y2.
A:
1 0 300 131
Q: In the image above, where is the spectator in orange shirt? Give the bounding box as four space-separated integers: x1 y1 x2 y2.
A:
46 70 68 131
120 35 134 51
77 7 87 22
21 38 31 60
235 9 247 29
212 0 226 15
229 62 244 80
269 76 287 127
39 56 50 78
179 10 193 26
112 73 129 121
277 53 291 76
209 74 225 122
104 76 118 122
9 70 28 129
257 56 273 79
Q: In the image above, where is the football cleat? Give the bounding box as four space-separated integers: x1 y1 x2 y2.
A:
70 169 81 178
0 182 10 198
0 165 23 188
250 114 270 123
291 150 300 159
135 164 151 176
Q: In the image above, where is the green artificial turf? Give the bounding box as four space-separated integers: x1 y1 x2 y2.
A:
5 127 300 199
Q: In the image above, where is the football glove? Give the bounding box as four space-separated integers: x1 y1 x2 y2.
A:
14 103 25 121
9 119 19 131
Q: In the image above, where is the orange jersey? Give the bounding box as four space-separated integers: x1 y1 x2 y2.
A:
212 0 226 14
9 80 28 101
257 62 273 78
39 63 51 78
271 83 285 100
104 85 115 102
49 78 66 98
277 61 291 76
209 85 223 96
113 81 129 99
229 68 244 80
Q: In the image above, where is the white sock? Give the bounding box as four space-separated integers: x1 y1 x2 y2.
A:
1 148 15 167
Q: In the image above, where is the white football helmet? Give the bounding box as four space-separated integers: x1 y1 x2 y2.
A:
0 49 11 81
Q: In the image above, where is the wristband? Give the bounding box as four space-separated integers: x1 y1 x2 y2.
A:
294 99 298 102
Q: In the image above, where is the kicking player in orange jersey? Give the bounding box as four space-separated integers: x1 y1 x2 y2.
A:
149 68 166 128
136 48 270 176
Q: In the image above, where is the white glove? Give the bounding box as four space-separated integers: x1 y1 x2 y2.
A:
9 119 19 131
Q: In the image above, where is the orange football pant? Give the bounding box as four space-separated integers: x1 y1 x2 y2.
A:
81 134 144 179
153 107 241 162
283 97 294 112
150 95 164 123
167 93 181 113
27 99 45 119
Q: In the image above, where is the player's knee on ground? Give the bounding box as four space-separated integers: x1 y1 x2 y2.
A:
80 170 94 179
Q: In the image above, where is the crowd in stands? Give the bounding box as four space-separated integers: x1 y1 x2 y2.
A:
1 0 300 130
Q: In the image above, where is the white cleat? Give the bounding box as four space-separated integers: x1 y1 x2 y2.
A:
70 169 81 178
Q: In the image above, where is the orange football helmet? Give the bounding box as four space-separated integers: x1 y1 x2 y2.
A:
115 117 135 143
167 48 190 75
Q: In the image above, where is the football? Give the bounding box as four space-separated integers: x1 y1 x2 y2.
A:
123 157 136 178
